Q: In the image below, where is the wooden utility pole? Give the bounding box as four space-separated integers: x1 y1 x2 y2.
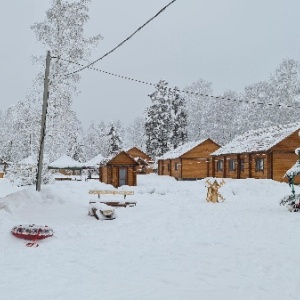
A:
36 51 51 191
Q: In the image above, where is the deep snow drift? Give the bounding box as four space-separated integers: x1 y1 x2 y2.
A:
0 175 300 300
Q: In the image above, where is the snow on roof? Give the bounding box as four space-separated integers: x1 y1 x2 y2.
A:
159 139 208 160
211 123 300 156
48 155 83 169
83 154 106 168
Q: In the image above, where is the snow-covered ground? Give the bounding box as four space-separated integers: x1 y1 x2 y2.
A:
1 174 300 300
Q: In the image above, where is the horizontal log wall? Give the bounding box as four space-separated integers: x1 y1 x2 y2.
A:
272 152 300 183
181 158 208 179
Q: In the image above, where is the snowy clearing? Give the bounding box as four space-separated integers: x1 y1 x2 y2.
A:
1 174 300 300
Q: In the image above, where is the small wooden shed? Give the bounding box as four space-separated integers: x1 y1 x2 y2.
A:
210 123 300 183
99 151 139 187
126 147 154 174
157 139 220 180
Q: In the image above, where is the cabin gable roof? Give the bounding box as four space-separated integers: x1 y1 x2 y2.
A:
211 123 300 156
159 139 219 160
106 151 139 165
126 147 152 161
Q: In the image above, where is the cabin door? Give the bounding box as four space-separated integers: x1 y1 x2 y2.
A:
119 167 127 186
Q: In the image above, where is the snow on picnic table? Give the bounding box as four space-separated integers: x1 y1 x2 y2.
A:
0 174 300 300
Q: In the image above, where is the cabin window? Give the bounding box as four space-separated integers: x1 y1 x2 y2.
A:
240 159 245 172
167 163 170 172
255 158 264 171
228 159 236 171
174 162 179 171
216 160 223 171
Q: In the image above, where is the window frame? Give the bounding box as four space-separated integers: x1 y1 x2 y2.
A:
174 162 179 171
216 160 224 171
255 158 264 171
228 159 236 171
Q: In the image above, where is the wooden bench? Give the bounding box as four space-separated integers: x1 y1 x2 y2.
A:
89 190 136 207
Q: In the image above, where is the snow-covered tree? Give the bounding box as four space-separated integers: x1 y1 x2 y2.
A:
269 58 300 124
145 80 172 158
124 116 146 150
31 0 102 162
106 122 122 157
66 113 86 162
169 87 187 149
184 78 213 141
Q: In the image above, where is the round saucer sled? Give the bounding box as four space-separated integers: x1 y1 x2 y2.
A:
11 224 54 240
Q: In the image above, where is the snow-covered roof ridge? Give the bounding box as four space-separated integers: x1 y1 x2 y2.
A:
211 122 300 156
48 154 83 169
159 139 209 160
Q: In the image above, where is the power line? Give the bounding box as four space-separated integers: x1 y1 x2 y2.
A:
64 0 177 77
58 57 155 86
56 57 300 110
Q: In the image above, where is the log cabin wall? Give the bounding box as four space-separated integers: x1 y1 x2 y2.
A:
224 154 238 179
127 165 137 186
272 152 300 183
213 154 251 179
180 139 220 179
157 160 162 175
248 153 269 179
110 166 118 187
169 158 181 179
272 131 300 152
158 159 172 176
99 166 108 184
271 131 300 184
105 165 137 187
102 151 138 187
181 158 209 179
239 154 250 179
213 156 225 178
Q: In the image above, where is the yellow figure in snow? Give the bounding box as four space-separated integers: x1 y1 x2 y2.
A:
206 179 225 203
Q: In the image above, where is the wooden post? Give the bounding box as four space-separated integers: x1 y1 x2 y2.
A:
36 51 51 192
237 154 241 179
248 154 252 178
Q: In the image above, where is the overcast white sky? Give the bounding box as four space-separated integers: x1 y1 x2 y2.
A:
0 0 299 128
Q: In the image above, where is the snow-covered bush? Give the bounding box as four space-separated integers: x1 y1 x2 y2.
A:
5 163 54 187
280 194 300 212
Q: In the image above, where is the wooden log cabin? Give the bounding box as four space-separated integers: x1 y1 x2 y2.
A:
100 151 139 187
157 139 220 180
126 147 154 174
210 123 300 183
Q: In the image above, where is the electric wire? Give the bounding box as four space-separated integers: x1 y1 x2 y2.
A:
64 0 177 77
56 57 300 110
